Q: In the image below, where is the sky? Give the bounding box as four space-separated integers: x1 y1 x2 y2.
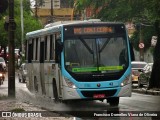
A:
30 0 35 8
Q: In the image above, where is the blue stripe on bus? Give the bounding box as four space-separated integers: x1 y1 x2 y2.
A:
61 63 131 98
60 24 131 99
76 67 131 98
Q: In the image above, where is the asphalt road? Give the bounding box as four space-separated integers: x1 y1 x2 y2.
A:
1 72 160 120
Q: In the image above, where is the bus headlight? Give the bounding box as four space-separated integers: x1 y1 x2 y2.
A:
0 73 3 77
121 75 131 87
64 78 77 89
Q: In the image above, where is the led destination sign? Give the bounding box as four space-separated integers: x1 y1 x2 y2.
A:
74 27 114 34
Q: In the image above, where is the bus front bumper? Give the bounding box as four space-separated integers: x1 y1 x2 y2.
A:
62 83 132 100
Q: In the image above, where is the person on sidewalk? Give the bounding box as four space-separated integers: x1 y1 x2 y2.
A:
0 63 5 81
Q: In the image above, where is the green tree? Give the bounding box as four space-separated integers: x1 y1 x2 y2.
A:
102 0 160 89
0 13 8 60
14 0 42 48
74 0 160 89
130 25 156 51
74 0 108 19
147 0 160 89
0 0 42 49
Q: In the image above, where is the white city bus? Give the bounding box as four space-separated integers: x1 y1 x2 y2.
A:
25 20 132 106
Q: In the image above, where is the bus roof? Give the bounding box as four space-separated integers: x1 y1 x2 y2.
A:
44 19 102 28
26 20 124 39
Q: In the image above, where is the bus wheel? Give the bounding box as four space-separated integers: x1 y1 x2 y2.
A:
22 75 25 83
0 80 2 85
107 97 119 106
52 79 59 103
62 100 70 104
19 78 21 83
34 77 38 92
18 74 21 82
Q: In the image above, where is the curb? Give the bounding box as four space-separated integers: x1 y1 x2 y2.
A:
132 88 160 96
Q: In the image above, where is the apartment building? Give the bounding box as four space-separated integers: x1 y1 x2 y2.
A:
32 0 74 25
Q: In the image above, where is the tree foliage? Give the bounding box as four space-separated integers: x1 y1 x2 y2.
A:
74 0 108 18
130 25 156 51
0 0 42 49
75 0 160 88
74 0 157 51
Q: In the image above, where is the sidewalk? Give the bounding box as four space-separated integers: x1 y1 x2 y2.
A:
132 84 160 96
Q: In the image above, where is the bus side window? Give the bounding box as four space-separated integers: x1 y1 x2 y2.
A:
44 35 50 61
55 32 63 63
55 39 63 63
35 38 38 60
40 41 45 63
28 39 34 63
50 35 54 60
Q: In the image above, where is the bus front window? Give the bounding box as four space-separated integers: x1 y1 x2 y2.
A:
64 36 128 74
64 39 95 70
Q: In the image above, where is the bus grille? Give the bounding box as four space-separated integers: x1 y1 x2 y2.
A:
81 89 117 98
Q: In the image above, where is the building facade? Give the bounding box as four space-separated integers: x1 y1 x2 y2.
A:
33 0 74 25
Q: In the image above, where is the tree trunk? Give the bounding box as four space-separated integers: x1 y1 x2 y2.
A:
149 20 160 89
3 46 7 62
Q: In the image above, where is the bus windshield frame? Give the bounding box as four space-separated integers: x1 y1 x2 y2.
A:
63 24 129 81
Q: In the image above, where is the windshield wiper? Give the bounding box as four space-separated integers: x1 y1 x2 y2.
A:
99 38 111 53
79 37 94 54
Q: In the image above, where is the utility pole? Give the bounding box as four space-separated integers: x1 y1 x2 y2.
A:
8 0 16 98
35 0 38 19
20 0 24 53
51 0 53 22
139 23 144 61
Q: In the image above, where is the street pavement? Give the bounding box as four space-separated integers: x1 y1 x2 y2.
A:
132 84 160 96
0 73 160 120
0 73 74 120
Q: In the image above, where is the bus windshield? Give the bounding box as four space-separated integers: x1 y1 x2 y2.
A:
64 35 128 74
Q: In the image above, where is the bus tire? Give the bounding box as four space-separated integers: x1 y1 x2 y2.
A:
62 100 71 104
34 77 38 92
22 75 25 83
18 74 21 82
107 97 119 106
0 80 2 85
19 78 21 82
52 79 59 103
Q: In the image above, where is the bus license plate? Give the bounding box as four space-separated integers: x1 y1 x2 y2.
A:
93 94 105 98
